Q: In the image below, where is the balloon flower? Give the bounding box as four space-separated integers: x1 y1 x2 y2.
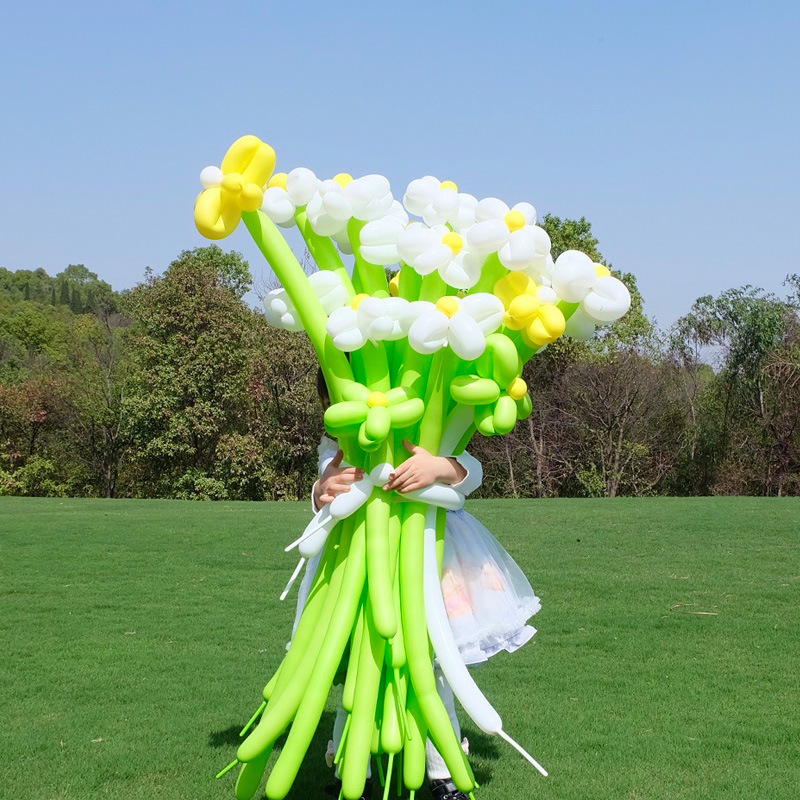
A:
194 136 633 800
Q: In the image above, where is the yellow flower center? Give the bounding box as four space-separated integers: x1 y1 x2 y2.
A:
595 264 611 278
504 210 526 232
436 296 461 318
507 378 528 401
508 293 540 322
352 293 370 310
268 172 288 190
367 391 389 408
389 273 400 297
333 173 353 188
441 232 464 254
440 180 458 192
221 172 244 193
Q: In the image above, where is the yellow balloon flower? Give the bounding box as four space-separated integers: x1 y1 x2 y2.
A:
494 272 566 347
194 135 276 240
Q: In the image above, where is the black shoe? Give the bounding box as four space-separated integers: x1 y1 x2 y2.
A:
429 778 470 800
324 778 373 799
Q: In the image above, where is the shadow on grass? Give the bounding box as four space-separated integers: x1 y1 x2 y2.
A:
209 724 245 749
209 714 498 796
210 712 338 798
462 725 499 788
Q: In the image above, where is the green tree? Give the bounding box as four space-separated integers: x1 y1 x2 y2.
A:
672 286 797 494
124 248 257 498
167 245 253 299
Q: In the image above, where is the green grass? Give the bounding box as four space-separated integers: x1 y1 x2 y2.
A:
2 497 799 800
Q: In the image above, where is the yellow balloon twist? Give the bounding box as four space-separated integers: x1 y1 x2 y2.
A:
194 135 276 240
494 272 566 347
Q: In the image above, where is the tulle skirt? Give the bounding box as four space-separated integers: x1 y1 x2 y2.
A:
441 509 540 664
292 508 540 665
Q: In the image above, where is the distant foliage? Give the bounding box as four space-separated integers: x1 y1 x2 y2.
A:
2 239 798 499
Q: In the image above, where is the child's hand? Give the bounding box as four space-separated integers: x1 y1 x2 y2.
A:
383 440 467 493
314 450 365 507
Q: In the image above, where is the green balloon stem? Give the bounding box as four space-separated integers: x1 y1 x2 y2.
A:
349 218 389 296
240 701 267 737
334 713 351 766
215 759 239 779
383 753 394 800
419 271 447 303
396 752 403 797
295 209 355 299
376 753 386 787
241 210 353 403
472 253 505 295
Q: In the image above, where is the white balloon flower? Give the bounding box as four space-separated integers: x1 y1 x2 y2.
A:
552 250 631 325
263 271 348 331
465 199 551 273
260 168 319 227
327 295 412 352
396 224 484 290
407 294 505 361
403 176 478 230
358 201 410 266
306 173 394 238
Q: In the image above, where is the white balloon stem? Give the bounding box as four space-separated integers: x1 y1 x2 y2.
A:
497 729 548 777
279 557 306 601
285 510 330 551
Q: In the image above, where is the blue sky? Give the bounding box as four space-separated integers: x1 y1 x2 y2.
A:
1 0 798 327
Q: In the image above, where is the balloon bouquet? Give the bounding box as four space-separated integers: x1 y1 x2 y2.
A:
194 136 631 800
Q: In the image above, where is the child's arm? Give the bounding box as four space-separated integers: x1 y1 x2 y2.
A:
313 449 365 509
382 439 468 494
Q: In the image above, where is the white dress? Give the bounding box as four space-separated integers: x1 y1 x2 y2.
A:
293 436 541 665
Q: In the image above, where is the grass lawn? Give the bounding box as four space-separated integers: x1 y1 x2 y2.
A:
2 496 799 800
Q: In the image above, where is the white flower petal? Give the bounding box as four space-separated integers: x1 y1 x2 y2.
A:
360 217 404 265
582 275 631 323
327 307 366 351
408 310 450 354
261 186 295 225
263 288 303 332
286 167 318 206
452 193 478 231
361 217 404 246
404 176 440 216
361 244 400 266
565 306 597 341
309 271 348 315
382 297 410 339
307 190 350 236
200 166 224 189
475 197 509 223
499 228 538 271
439 250 483 290
552 250 596 302
331 227 354 254
413 242 453 275
398 225 440 266
537 286 558 304
447 312 486 360
511 201 537 225
387 200 410 225
466 219 510 254
399 300 434 333
322 191 352 222
346 174 392 221
459 293 505 334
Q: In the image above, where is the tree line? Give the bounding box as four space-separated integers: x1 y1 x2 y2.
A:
2 217 798 500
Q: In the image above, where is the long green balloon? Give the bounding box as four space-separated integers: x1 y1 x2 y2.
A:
399 504 474 793
264 513 367 799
